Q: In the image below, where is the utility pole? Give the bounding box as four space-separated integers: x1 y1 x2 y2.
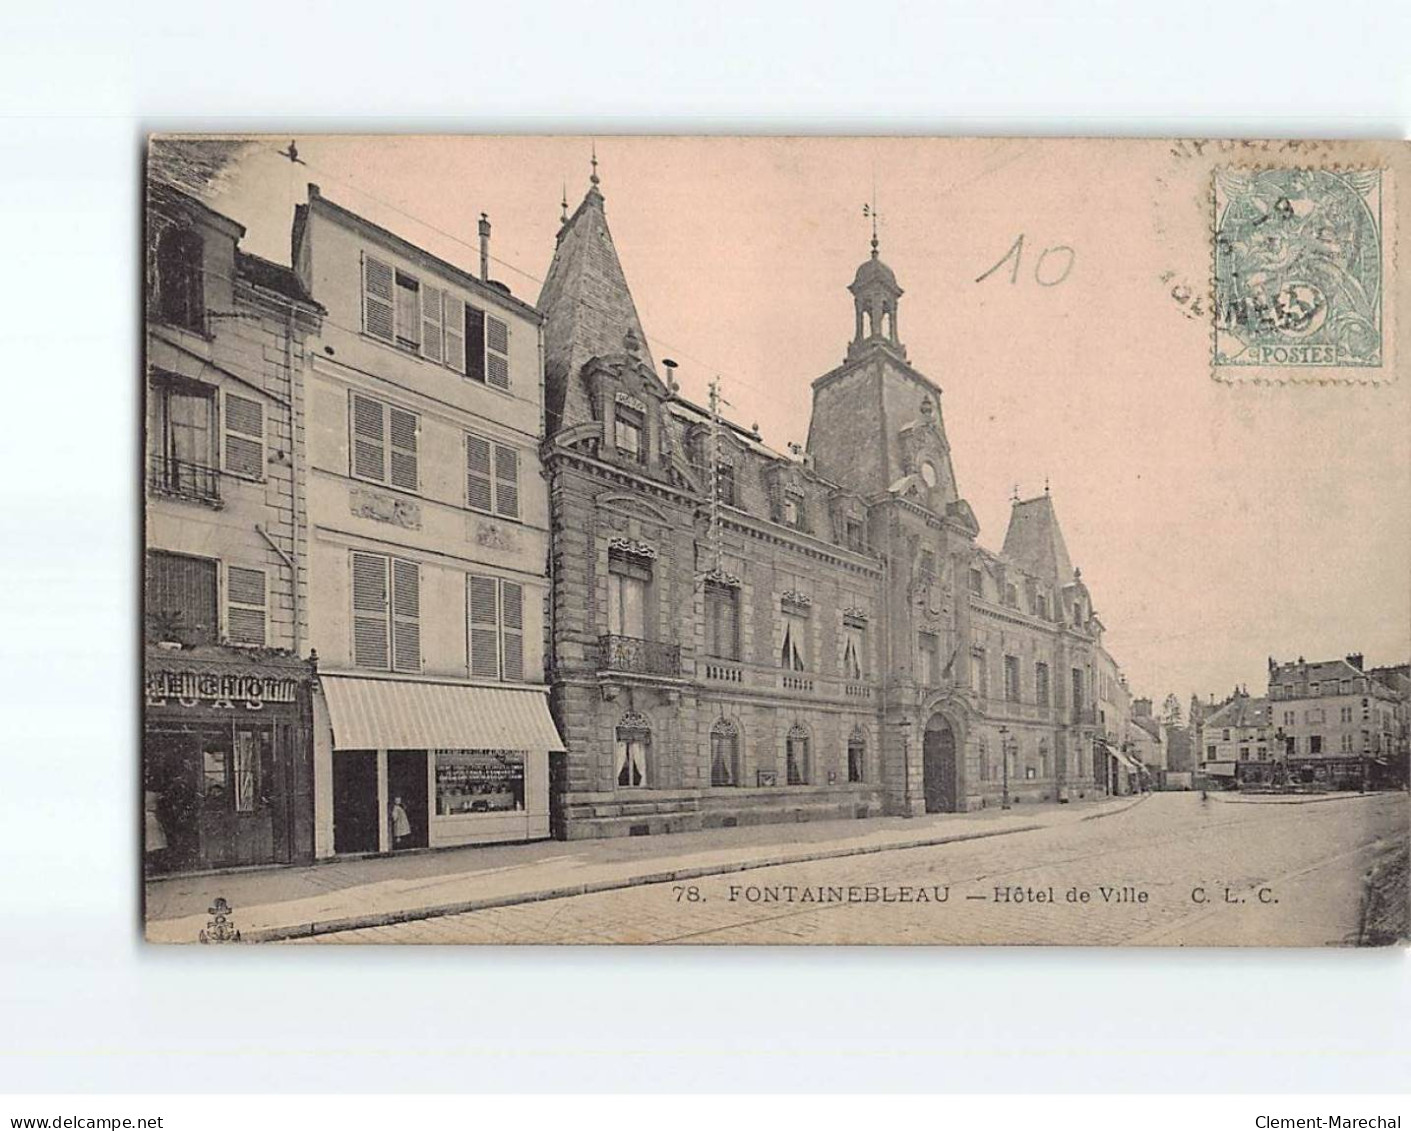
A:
998 724 1012 810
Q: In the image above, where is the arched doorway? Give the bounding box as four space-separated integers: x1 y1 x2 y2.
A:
922 714 958 813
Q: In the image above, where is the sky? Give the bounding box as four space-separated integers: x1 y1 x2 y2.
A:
179 136 1411 711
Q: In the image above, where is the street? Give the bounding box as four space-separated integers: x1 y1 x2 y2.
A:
291 791 1408 947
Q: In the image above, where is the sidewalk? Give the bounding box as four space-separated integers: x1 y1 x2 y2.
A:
144 793 1144 943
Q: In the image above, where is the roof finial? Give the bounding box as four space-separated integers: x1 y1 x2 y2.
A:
590 142 600 187
862 184 881 258
1011 483 1020 502
1044 475 1050 495
560 181 569 223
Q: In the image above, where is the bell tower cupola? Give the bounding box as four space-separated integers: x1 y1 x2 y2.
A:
847 221 905 361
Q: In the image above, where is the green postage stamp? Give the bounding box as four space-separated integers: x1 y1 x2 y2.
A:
1214 167 1385 377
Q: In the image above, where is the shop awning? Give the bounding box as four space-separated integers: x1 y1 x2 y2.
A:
1101 741 1143 774
320 676 565 752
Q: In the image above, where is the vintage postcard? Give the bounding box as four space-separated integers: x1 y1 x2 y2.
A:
141 136 1410 946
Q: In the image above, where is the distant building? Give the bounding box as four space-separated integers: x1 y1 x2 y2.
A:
1195 687 1274 786
143 183 324 875
1129 698 1167 790
1268 654 1405 789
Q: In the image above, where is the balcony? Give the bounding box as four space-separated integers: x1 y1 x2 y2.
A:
597 634 681 679
148 455 221 506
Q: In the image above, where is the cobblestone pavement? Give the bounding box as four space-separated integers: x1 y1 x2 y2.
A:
292 792 1408 946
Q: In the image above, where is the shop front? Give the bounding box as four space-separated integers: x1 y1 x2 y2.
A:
314 675 564 857
143 649 315 876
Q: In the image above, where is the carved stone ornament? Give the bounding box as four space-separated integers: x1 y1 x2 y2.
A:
842 605 869 623
700 566 741 588
607 536 658 560
351 487 422 530
780 589 813 611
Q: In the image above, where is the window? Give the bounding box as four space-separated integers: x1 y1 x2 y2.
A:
149 373 220 503
226 565 267 647
615 403 645 462
1239 746 1250 761
435 750 525 814
711 718 741 787
1310 682 1320 696
1035 662 1051 707
1340 733 1354 753
1206 745 1217 759
1222 728 1231 741
156 225 204 332
780 613 807 671
468 575 525 681
607 551 651 641
350 393 418 492
222 391 265 479
703 581 739 660
715 463 736 506
782 494 804 529
394 272 421 351
1073 601 1084 626
1071 668 1084 713
198 728 271 814
1004 655 1021 702
1340 705 1354 723
969 568 984 596
842 620 866 681
466 433 520 518
847 728 866 783
845 519 864 551
972 647 989 697
615 713 651 788
1283 710 1295 726
786 724 810 785
1035 594 1048 620
918 632 940 686
145 551 217 646
1257 745 1268 759
474 309 512 390
1309 735 1323 754
979 737 991 781
919 550 937 579
1004 583 1018 608
351 552 420 672
1038 738 1050 778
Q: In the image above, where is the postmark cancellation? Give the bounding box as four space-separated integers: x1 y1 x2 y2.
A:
1214 167 1388 380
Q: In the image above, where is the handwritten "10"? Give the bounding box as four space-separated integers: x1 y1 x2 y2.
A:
976 234 1076 287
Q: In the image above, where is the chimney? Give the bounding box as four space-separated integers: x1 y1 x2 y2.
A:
1347 653 1364 670
478 212 491 282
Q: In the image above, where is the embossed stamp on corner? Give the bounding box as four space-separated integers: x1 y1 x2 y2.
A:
1214 167 1383 375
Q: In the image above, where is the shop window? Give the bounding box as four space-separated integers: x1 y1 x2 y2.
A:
351 552 420 672
1035 661 1051 707
435 750 525 814
847 728 866 783
155 225 205 333
704 580 739 660
615 403 646 463
615 713 651 789
780 613 807 671
146 551 218 646
226 565 267 647
350 392 419 492
842 620 866 681
148 373 219 503
710 718 741 787
607 551 652 641
786 724 811 785
468 575 525 681
466 433 519 519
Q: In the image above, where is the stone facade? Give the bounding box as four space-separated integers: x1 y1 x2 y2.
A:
539 173 1121 839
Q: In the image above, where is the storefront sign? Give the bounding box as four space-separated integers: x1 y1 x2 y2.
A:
146 668 299 709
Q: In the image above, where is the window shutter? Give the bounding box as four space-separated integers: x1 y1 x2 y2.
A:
468 575 500 679
222 392 265 479
421 285 443 363
351 552 390 670
486 315 510 389
391 559 421 672
146 552 218 645
226 565 267 646
362 254 395 341
466 433 493 512
493 443 519 518
351 393 386 482
500 581 523 682
388 406 419 491
443 295 466 373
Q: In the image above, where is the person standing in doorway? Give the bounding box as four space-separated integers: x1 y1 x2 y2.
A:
390 795 412 850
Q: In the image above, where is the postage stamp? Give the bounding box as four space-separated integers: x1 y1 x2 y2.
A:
1214 167 1384 376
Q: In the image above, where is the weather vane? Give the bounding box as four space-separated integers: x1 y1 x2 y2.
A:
862 172 882 255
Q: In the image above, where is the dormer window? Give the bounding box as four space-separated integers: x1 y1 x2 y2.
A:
156 225 205 333
782 494 803 529
614 403 645 463
1035 594 1048 620
715 462 736 506
845 518 864 551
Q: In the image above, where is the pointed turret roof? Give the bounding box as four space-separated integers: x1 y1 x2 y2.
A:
1001 493 1076 583
537 169 656 433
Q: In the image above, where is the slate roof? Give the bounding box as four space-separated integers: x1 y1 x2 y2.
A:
1204 695 1271 730
1269 658 1364 687
537 182 658 434
236 250 322 309
1001 494 1076 583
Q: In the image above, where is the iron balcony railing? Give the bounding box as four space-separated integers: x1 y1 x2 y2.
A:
598 634 682 678
148 455 221 504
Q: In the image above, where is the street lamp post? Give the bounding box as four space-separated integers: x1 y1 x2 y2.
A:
998 724 1012 810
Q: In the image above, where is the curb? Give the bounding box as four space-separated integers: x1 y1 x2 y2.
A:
243 817 1068 943
1079 793 1148 821
1210 791 1386 806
